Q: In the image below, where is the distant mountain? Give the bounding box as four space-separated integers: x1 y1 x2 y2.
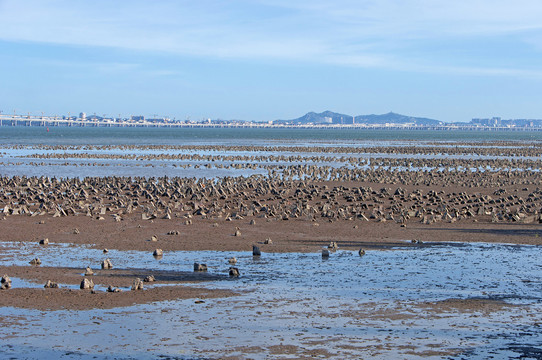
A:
275 110 353 125
355 112 442 126
276 111 442 125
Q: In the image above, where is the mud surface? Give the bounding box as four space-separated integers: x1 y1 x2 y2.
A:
2 139 542 358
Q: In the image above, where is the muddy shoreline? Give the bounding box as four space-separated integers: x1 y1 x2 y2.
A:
2 140 542 358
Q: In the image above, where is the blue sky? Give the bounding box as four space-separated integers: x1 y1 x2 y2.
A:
1 0 542 122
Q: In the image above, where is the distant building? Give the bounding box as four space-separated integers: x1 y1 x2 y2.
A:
131 115 145 122
471 117 501 127
79 112 86 120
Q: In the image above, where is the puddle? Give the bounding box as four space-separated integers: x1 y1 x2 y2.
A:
1 241 542 359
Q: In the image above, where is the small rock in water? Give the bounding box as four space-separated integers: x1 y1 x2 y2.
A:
143 275 155 282
322 249 330 258
103 248 108 253
107 285 121 293
101 258 113 269
29 258 42 266
229 267 240 277
44 280 59 288
131 278 144 291
252 245 261 256
84 267 94 276
80 278 94 290
1 275 12 290
153 249 163 257
358 248 366 256
194 262 208 272
228 257 237 265
328 242 338 250
39 238 49 245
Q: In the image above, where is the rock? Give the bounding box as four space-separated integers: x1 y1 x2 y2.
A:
234 229 241 236
80 278 94 290
1 275 12 290
44 280 59 288
39 238 49 245
107 285 121 293
229 267 240 277
252 245 261 256
103 248 109 253
328 241 338 250
167 230 180 235
143 275 155 282
29 258 42 266
153 249 163 257
249 219 256 225
358 248 366 256
101 258 113 269
194 262 208 272
84 267 94 276
322 249 330 258
264 238 273 245
151 235 158 242
131 278 144 291
228 257 237 265
73 228 80 234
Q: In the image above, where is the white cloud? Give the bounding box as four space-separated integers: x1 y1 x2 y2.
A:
1 0 542 76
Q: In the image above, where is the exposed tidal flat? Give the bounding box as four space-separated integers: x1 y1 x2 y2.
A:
1 127 542 359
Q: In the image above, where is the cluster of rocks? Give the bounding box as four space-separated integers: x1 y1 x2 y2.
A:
23 142 542 157
1 170 542 227
17 143 542 187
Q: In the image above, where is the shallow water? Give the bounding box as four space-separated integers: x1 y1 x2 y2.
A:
1 144 540 179
1 241 542 359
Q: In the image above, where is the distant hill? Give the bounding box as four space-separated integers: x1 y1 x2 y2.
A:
276 110 353 125
276 111 442 125
355 112 442 126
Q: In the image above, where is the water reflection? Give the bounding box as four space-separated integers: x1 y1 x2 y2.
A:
1 241 541 359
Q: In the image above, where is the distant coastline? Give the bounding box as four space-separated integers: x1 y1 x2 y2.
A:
2 112 542 131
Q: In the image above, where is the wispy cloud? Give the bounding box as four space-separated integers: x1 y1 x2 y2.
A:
1 0 542 77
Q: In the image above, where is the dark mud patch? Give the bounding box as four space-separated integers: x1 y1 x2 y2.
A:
0 265 231 288
0 286 238 311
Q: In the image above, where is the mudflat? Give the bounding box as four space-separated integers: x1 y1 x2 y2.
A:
2 140 542 358
1 173 541 311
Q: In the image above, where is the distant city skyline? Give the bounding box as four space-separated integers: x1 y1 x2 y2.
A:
1 1 542 123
